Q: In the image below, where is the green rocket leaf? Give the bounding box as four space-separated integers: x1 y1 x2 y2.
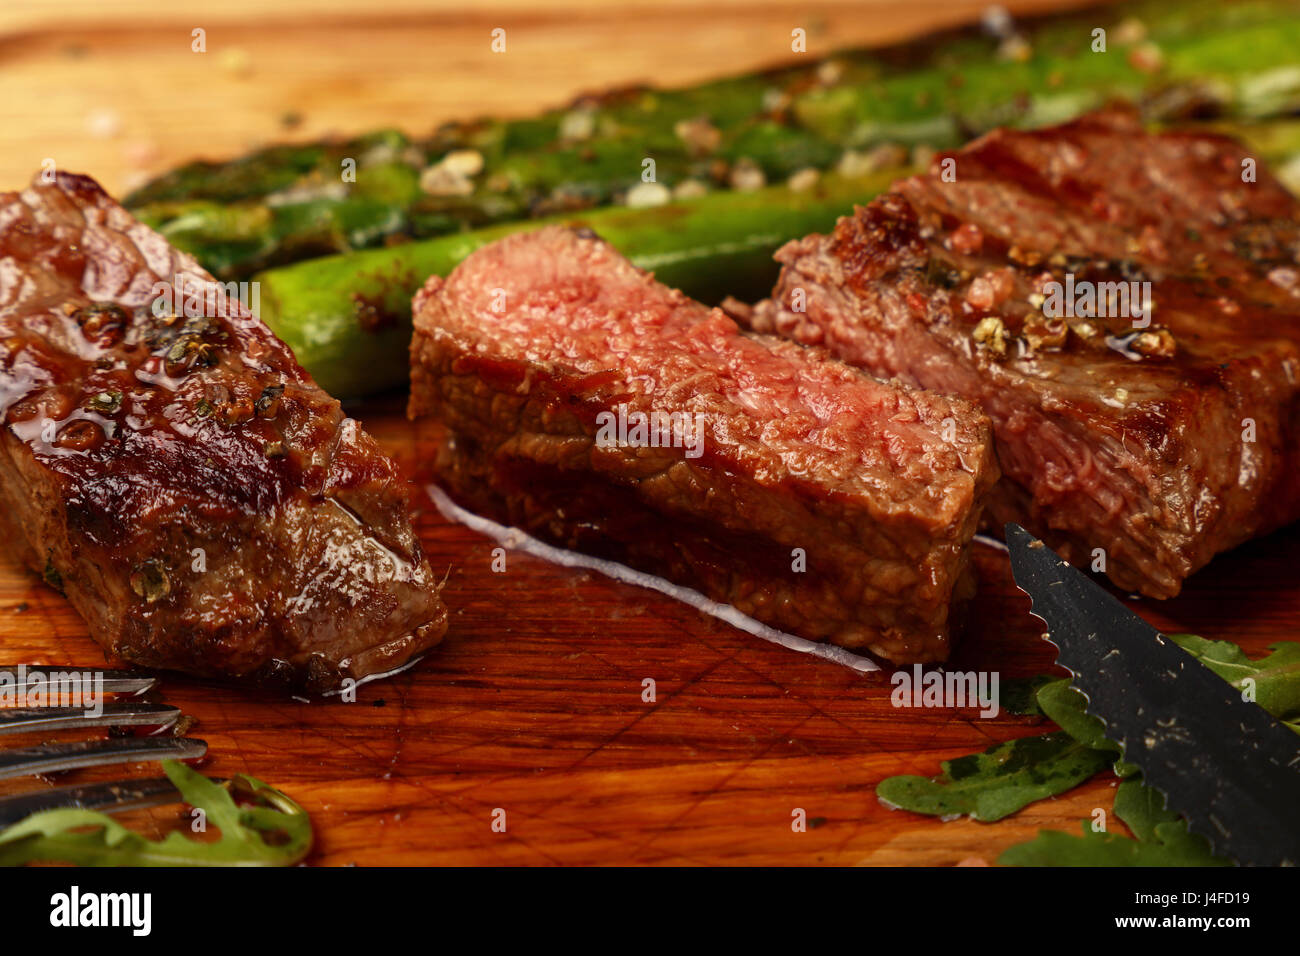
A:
876 731 1112 822
996 674 1055 716
878 638 1300 846
999 819 1231 867
1170 634 1300 720
1113 778 1181 842
1035 679 1121 753
0 761 312 867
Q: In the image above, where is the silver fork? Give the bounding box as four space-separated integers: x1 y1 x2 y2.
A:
0 667 208 828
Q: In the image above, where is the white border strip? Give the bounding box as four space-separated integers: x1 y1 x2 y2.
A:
425 483 880 674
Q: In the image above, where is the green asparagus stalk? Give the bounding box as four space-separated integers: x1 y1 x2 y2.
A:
128 0 1300 280
257 168 906 398
256 116 1300 399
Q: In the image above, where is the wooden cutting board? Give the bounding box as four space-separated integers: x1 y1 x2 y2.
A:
2 392 1296 866
2 0 1296 866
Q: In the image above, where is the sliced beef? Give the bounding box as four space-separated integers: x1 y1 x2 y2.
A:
408 226 996 664
0 172 447 689
750 108 1300 598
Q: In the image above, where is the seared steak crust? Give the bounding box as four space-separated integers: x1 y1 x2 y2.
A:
752 109 1300 598
0 172 447 689
409 226 996 664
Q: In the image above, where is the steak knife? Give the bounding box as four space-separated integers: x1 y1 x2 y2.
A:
1004 522 1300 866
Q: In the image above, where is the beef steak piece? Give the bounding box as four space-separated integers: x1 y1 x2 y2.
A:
750 108 1300 598
0 172 447 689
409 225 996 664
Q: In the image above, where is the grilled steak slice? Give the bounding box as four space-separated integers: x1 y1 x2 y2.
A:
750 108 1300 598
408 226 996 664
0 172 447 689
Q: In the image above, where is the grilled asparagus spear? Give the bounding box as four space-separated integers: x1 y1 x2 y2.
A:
254 117 1300 399
128 0 1300 280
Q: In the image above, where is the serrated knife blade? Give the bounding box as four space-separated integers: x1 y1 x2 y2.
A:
1004 522 1300 866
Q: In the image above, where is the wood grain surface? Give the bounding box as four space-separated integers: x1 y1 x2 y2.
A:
2 391 1296 866
1 0 1295 866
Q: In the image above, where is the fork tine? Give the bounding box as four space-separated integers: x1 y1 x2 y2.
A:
0 775 221 828
0 737 207 780
0 667 157 696
0 703 180 735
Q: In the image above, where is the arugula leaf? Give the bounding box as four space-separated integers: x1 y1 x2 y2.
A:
1035 679 1120 752
876 731 1112 822
877 636 1300 855
1170 634 1300 720
998 645 1300 866
1113 758 1141 778
996 674 1055 716
998 759 1252 867
1113 778 1179 841
998 819 1231 867
0 761 312 867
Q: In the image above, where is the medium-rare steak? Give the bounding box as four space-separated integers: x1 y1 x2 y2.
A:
0 172 447 689
750 108 1300 598
408 225 996 664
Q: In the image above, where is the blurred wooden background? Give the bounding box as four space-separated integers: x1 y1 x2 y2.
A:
0 0 1091 194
